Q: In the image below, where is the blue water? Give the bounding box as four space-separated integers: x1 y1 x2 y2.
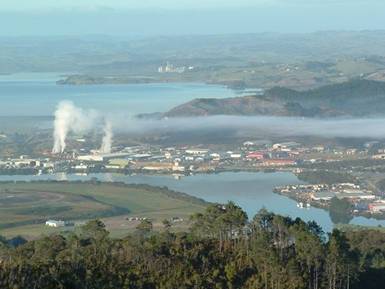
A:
0 73 236 116
1 172 384 232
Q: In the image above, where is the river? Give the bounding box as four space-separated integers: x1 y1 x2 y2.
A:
1 171 384 232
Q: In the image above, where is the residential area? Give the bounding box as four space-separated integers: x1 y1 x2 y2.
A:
274 182 385 217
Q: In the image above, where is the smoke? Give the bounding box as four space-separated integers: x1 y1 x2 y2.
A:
100 120 113 154
52 101 98 154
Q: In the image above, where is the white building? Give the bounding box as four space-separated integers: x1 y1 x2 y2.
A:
77 154 104 162
158 62 186 73
230 153 242 159
45 220 65 227
185 149 209 156
210 153 221 161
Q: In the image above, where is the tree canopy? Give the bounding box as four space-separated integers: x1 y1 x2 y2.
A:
0 203 383 289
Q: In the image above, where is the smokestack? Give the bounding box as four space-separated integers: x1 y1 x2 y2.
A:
100 120 113 154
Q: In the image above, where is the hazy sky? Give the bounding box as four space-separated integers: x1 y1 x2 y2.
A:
0 1 274 11
0 0 382 11
1 0 384 35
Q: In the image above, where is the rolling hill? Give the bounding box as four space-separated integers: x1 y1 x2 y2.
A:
164 79 385 118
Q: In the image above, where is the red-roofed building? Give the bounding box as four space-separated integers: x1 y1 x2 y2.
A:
246 152 265 160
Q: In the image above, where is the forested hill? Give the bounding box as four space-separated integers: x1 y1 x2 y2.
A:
0 204 385 289
165 79 385 118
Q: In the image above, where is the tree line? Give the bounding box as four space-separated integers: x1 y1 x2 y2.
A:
0 202 384 289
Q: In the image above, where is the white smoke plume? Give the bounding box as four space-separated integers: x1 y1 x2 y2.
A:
52 101 98 154
100 120 113 154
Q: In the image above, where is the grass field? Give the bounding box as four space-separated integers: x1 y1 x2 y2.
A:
0 181 207 239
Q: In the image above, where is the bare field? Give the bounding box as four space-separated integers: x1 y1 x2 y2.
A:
0 181 207 239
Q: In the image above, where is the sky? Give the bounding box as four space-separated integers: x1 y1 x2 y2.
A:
0 1 276 11
1 0 385 36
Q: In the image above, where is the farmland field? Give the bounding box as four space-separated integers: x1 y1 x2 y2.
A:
0 181 207 239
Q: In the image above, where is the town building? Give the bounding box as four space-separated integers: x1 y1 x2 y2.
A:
369 202 385 213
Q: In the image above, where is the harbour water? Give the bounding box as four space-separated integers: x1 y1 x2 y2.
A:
0 73 236 117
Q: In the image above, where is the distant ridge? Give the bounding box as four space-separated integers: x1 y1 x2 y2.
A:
163 79 385 118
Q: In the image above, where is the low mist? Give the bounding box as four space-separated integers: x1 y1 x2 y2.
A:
114 115 385 139
52 101 385 152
